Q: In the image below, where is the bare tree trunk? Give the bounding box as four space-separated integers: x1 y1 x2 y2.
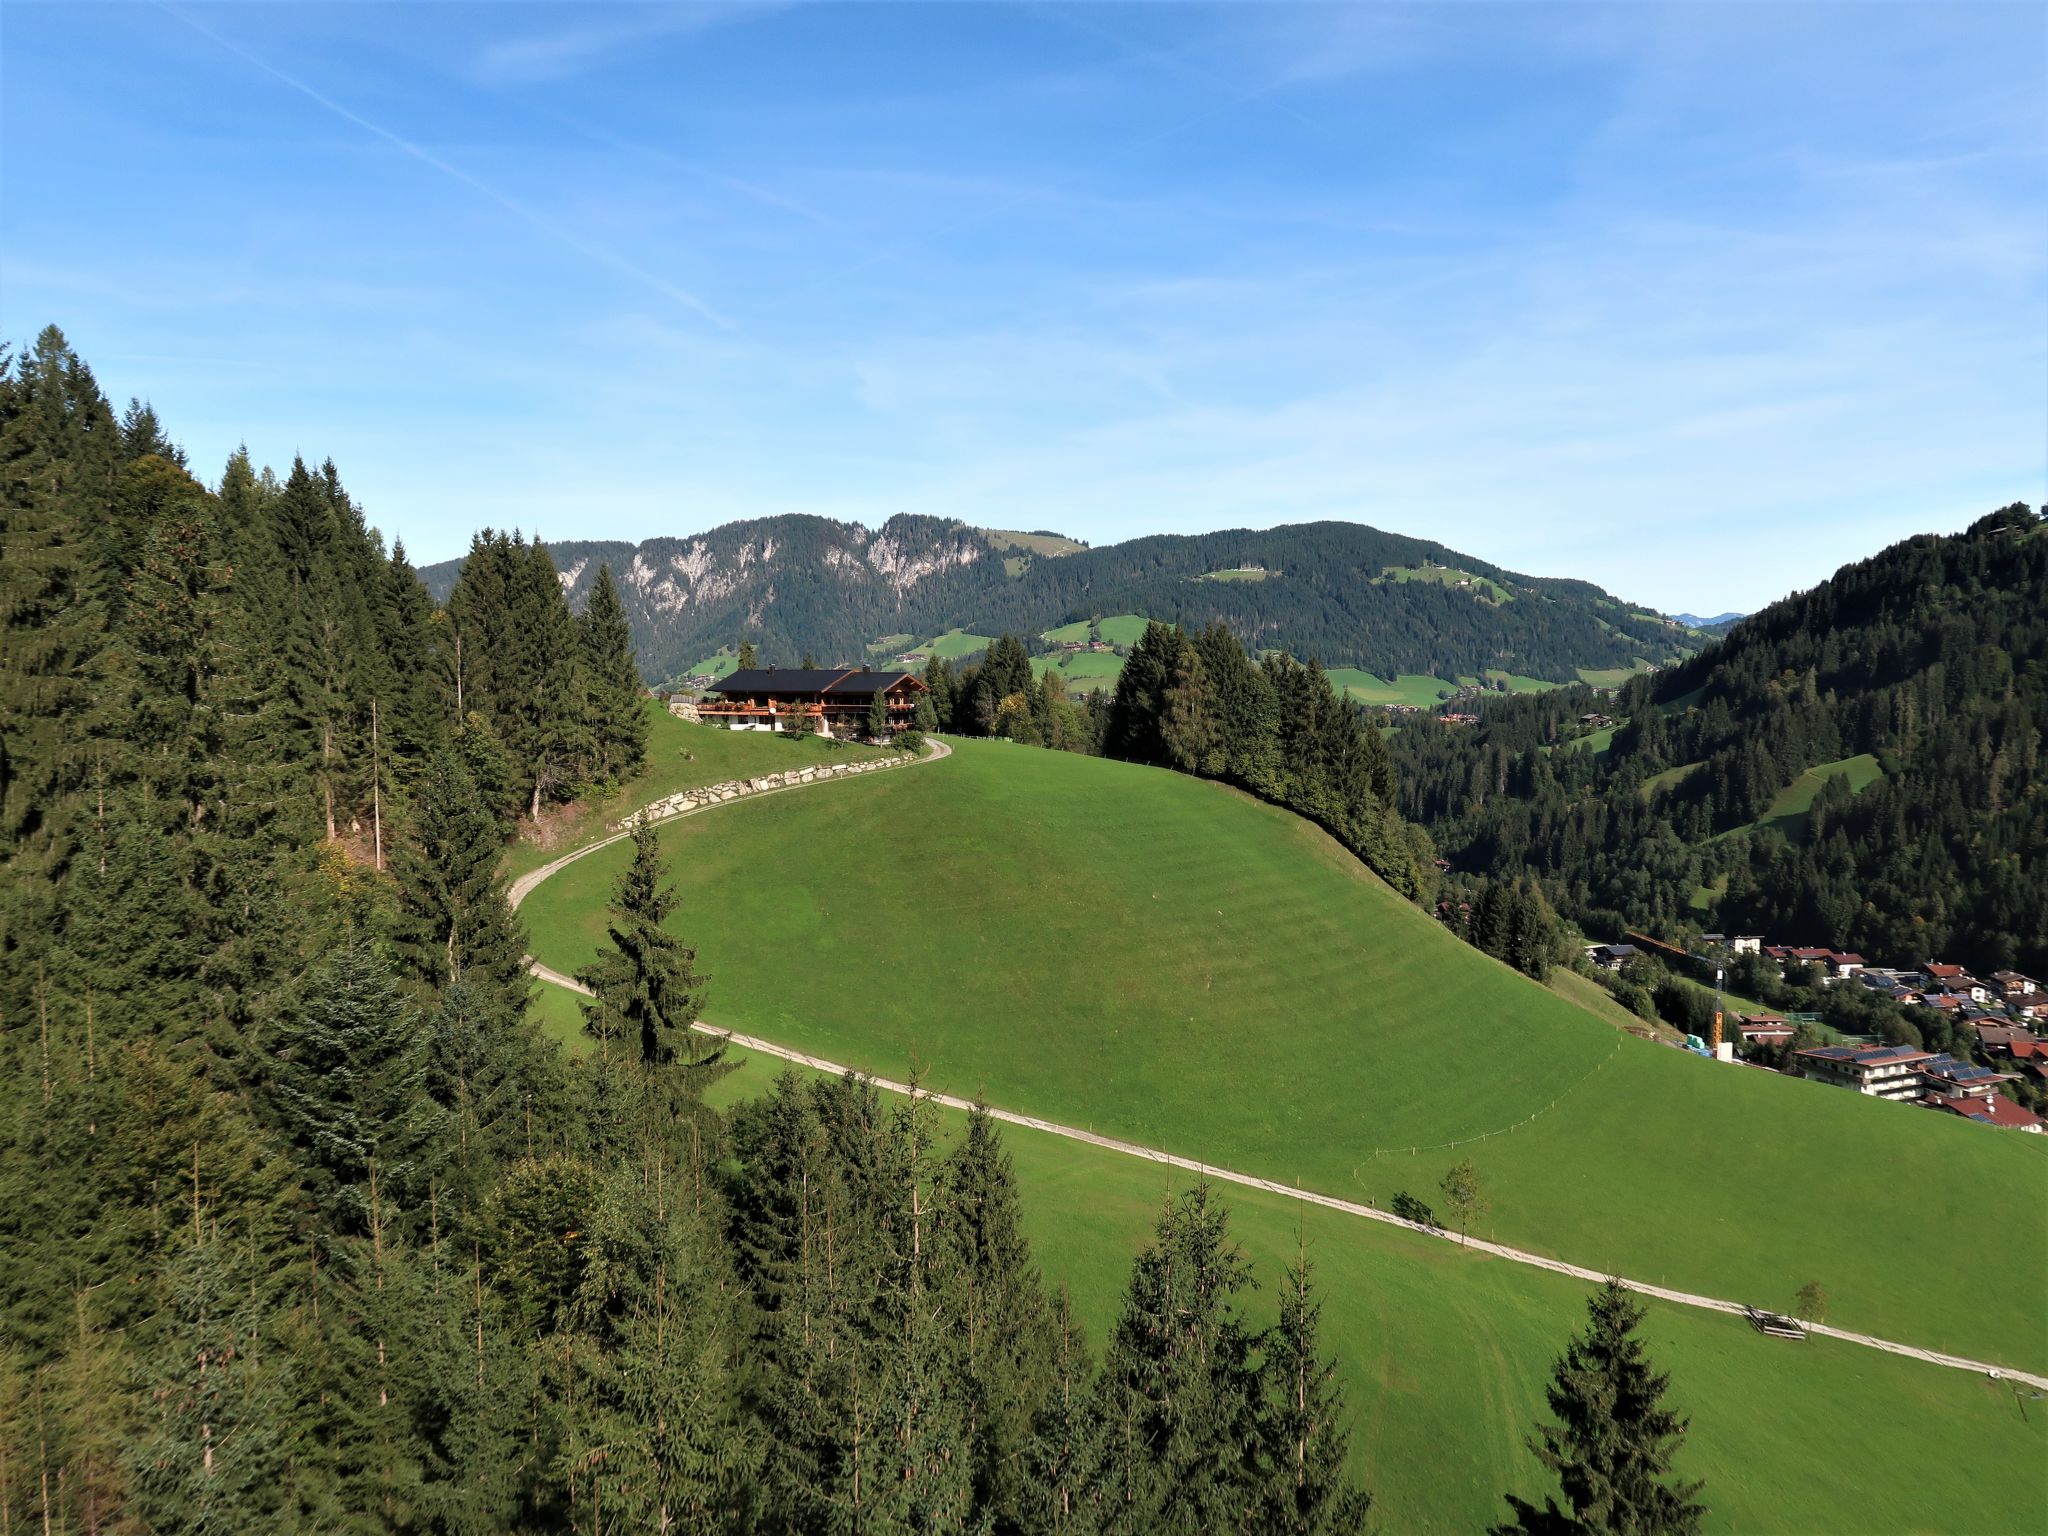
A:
322 722 337 841
370 698 383 871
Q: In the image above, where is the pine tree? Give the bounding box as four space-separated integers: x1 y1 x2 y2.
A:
1088 1182 1266 1532
942 1102 1057 1521
1257 1245 1372 1534
391 748 528 1004
578 562 649 782
0 328 118 1003
513 539 591 818
263 939 449 1238
867 685 891 741
577 821 718 1072
737 639 758 670
1493 1280 1707 1536
127 1230 289 1532
1023 1287 1099 1535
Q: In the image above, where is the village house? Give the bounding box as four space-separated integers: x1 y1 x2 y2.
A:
1735 1014 1796 1047
1918 1055 2016 1104
1990 970 2039 999
1926 1094 2044 1133
1585 943 1639 973
1790 1044 1934 1101
700 668 928 737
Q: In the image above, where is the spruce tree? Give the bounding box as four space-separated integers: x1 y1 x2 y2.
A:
942 1103 1058 1521
0 328 118 1002
1088 1182 1266 1532
578 562 649 782
1493 1280 1707 1536
1258 1246 1372 1534
127 1230 288 1532
577 821 717 1071
263 939 449 1237
866 685 890 741
391 748 528 1003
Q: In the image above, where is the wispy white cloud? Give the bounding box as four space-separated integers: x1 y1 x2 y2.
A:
471 2 782 86
160 4 735 330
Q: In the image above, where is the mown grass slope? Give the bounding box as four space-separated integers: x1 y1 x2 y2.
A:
523 742 2048 1368
668 1045 2046 1534
504 709 885 880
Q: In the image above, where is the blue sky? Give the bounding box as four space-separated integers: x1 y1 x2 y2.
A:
3 2 2042 612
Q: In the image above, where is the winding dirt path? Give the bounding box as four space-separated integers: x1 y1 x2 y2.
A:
513 736 2048 1392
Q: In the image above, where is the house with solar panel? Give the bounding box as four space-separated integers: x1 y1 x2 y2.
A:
699 667 928 738
1789 1043 1934 1101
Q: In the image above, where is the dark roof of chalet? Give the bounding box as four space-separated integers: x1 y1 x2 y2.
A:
710 668 923 696
822 670 927 695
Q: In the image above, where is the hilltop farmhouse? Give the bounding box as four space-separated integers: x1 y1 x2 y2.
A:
700 668 927 737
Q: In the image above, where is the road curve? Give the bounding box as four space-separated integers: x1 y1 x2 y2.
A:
509 735 950 913
514 735 2048 1393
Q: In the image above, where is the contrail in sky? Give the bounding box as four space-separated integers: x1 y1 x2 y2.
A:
158 4 735 331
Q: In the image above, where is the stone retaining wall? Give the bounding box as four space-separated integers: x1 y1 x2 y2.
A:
609 750 914 832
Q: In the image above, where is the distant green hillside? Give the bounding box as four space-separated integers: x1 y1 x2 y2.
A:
423 516 1695 692
523 740 2047 1371
1393 504 2048 976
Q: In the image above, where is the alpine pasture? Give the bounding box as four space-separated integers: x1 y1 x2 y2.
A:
656 1044 2045 1535
521 735 2048 1371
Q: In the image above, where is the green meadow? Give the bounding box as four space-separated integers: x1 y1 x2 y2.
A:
1038 613 1151 647
637 1042 2045 1534
503 709 884 880
1577 662 1653 688
1755 753 1884 835
522 741 2048 1370
1322 668 1460 709
1380 564 1513 602
916 628 998 660
1030 649 1125 692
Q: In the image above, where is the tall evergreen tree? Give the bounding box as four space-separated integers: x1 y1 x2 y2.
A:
391 748 528 1003
263 939 448 1238
1257 1246 1372 1535
577 821 717 1073
578 562 649 782
1493 1280 1706 1536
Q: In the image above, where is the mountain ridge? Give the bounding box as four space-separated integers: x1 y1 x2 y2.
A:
419 513 1701 686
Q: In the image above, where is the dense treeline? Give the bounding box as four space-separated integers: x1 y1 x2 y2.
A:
1 327 1402 1530
1389 505 2048 976
428 516 1696 691
917 622 1435 900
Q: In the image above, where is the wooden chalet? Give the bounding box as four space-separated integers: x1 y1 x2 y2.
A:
700 668 927 736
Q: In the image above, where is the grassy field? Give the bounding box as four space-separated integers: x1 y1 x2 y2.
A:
650 1041 2046 1534
502 708 886 880
1577 663 1652 688
1565 722 1619 754
1031 650 1125 693
1196 567 1273 582
979 527 1088 558
917 628 997 660
1040 614 1151 649
1323 668 1459 709
523 741 2047 1369
1483 670 1561 693
679 649 741 681
1753 754 1884 837
1641 760 1706 800
1380 564 1514 603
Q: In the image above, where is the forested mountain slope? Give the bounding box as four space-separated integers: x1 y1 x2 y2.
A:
420 516 1698 685
1391 505 2048 975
